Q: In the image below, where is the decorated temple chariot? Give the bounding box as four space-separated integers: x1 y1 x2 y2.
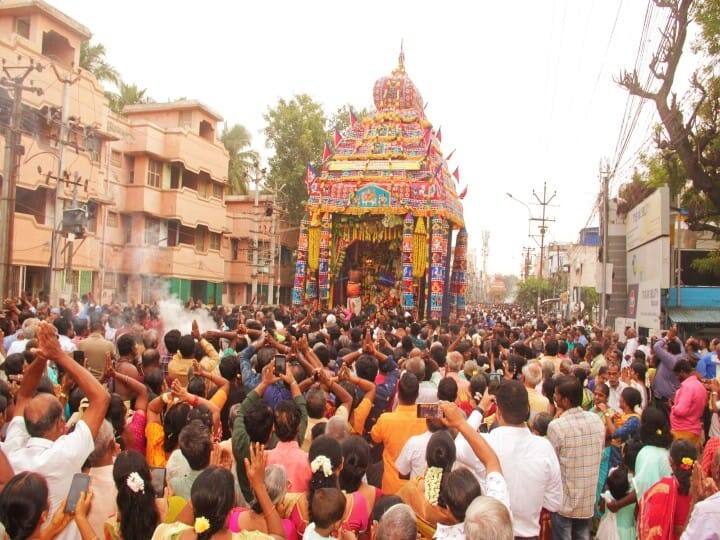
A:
292 50 468 320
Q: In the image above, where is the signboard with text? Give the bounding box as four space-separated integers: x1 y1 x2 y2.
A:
626 186 670 251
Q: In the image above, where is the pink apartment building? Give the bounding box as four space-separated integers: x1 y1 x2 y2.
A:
0 0 296 305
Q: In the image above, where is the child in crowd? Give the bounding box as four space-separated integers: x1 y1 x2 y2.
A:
302 487 351 540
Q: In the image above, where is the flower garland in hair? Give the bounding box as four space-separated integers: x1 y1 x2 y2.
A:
126 472 145 493
425 466 443 505
194 517 210 533
680 457 695 470
310 455 333 477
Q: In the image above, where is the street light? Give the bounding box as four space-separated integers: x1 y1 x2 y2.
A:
506 192 532 237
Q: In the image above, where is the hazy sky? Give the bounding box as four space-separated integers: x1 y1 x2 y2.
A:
53 0 693 276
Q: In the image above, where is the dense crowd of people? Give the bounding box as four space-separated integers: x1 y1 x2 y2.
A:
0 293 719 540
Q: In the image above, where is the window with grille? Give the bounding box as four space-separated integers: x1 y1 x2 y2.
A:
107 212 118 228
14 17 30 39
147 159 162 188
210 232 221 251
212 182 223 200
111 150 122 168
144 217 161 245
179 110 192 128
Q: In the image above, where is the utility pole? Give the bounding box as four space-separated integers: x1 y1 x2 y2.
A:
531 181 556 315
599 166 611 327
0 57 44 299
48 64 81 304
521 246 534 280
243 162 266 305
266 183 284 306
481 230 489 302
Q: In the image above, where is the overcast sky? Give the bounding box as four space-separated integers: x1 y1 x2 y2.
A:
53 0 696 276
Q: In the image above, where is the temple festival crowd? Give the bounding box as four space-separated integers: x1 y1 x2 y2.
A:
0 293 719 540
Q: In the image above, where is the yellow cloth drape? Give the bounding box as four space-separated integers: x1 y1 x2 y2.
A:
412 217 428 278
308 211 321 271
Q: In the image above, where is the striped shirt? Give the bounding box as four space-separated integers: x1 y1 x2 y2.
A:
547 407 605 518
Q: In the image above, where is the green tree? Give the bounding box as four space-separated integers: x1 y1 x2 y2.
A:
619 0 720 238
263 94 327 224
326 104 369 139
220 124 259 195
79 41 119 86
106 82 152 114
514 277 553 310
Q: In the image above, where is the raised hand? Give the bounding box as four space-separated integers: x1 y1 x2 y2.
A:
191 319 200 340
243 442 267 489
36 321 62 361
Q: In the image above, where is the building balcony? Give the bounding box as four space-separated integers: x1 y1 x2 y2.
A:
225 260 253 284
12 212 101 271
118 186 226 232
162 188 226 232
106 244 224 281
124 123 228 182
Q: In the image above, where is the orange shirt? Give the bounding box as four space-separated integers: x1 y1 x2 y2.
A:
370 404 428 494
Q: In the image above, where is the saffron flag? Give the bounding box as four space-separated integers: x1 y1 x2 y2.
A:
452 167 460 183
350 109 357 128
322 142 331 162
446 149 456 161
459 186 467 199
333 128 342 146
436 127 442 142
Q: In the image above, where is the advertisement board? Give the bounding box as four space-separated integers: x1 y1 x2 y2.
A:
627 236 671 288
626 186 670 251
636 279 662 331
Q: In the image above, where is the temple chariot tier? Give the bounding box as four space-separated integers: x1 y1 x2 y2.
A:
292 50 468 320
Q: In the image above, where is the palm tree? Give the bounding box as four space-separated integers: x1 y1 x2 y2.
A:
221 124 259 195
79 41 119 85
106 82 152 114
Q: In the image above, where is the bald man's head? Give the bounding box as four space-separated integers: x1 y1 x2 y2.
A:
24 393 64 440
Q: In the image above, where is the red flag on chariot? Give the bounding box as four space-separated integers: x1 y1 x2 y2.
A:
436 127 442 142
452 166 460 183
333 128 342 146
459 186 467 199
349 109 357 127
322 142 331 162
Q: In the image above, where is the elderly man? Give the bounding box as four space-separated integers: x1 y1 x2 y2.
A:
521 361 551 420
6 322 110 540
464 496 514 540
375 503 417 540
6 317 39 355
622 327 638 368
445 351 470 393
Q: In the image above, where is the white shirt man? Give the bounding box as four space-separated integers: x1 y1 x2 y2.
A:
607 380 628 410
454 382 563 538
395 430 433 479
58 333 77 353
622 331 639 369
7 417 95 540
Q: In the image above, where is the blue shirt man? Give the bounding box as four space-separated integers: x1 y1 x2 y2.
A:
696 340 718 379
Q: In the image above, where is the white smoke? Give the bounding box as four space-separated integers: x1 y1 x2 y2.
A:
157 296 218 335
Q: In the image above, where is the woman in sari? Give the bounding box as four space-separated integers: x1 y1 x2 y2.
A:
288 436 372 538
396 431 457 538
637 440 698 540
605 407 673 515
